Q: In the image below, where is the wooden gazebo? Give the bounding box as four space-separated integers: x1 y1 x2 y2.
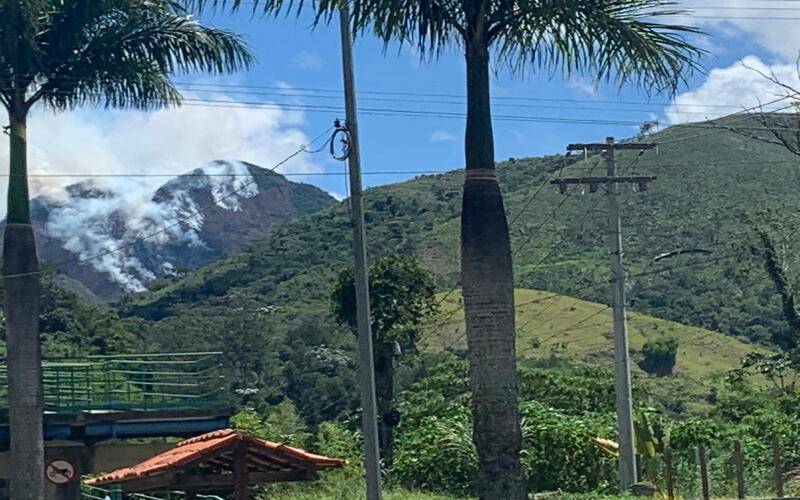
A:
84 428 346 499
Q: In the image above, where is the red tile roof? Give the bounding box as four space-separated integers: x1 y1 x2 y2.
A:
85 428 346 486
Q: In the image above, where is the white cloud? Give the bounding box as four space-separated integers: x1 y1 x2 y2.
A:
676 1 800 61
666 55 800 124
567 77 597 96
291 51 324 70
430 130 457 142
0 93 322 218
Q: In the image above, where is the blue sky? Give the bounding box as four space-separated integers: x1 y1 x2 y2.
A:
189 2 800 196
3 2 800 209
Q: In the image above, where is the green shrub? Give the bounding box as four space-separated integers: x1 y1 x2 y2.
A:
392 413 477 496
231 400 311 447
519 402 617 493
639 336 679 376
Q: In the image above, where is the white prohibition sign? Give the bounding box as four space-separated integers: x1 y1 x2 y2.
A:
45 458 77 485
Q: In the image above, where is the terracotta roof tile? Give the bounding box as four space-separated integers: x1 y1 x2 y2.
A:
85 428 345 486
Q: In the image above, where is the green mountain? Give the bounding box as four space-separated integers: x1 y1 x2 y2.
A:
111 115 800 419
122 115 798 345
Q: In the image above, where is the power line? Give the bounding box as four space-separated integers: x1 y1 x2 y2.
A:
421 155 639 344
163 85 732 116
655 99 797 146
7 75 782 111
172 81 754 109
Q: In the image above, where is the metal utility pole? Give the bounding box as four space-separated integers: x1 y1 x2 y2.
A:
555 137 656 492
337 3 382 500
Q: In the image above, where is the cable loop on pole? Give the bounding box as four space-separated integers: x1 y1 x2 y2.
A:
331 119 352 161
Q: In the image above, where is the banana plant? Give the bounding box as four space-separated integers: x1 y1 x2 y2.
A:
592 408 672 483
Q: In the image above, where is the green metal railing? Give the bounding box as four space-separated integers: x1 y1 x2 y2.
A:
0 352 227 414
82 484 225 500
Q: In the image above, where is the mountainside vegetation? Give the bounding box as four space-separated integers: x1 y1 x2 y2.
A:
122 116 800 347
427 288 770 416
102 116 799 424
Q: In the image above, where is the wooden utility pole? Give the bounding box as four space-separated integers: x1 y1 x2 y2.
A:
558 137 656 492
337 3 382 500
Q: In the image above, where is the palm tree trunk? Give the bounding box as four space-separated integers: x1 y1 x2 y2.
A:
3 106 45 500
461 39 526 500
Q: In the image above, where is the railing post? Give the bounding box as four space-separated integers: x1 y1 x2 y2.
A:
733 441 745 499
664 445 675 500
86 364 92 410
110 484 123 500
55 366 61 411
698 443 710 500
773 434 784 498
104 362 112 410
69 366 76 410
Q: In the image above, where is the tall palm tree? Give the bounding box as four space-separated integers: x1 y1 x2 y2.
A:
0 2 252 497
340 1 702 498
193 0 701 497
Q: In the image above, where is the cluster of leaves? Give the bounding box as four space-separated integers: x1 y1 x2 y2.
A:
638 336 679 377
231 400 311 447
331 254 438 346
387 355 800 498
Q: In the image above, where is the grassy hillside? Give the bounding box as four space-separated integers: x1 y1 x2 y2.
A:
424 288 769 414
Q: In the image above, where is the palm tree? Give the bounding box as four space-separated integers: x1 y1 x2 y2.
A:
0 2 252 497
192 0 701 497
340 1 702 497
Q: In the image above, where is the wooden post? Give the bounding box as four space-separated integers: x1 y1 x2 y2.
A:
698 444 710 500
733 441 745 499
773 435 784 498
233 442 249 500
664 446 675 500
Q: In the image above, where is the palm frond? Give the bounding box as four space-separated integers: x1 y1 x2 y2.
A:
343 0 702 94
38 64 182 111
1 0 254 111
186 0 309 17
347 0 466 58
494 0 705 95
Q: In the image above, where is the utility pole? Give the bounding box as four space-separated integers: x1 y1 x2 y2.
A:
556 137 656 492
337 3 382 500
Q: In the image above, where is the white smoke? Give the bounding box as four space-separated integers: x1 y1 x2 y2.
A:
0 91 320 216
41 160 263 292
0 91 324 291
